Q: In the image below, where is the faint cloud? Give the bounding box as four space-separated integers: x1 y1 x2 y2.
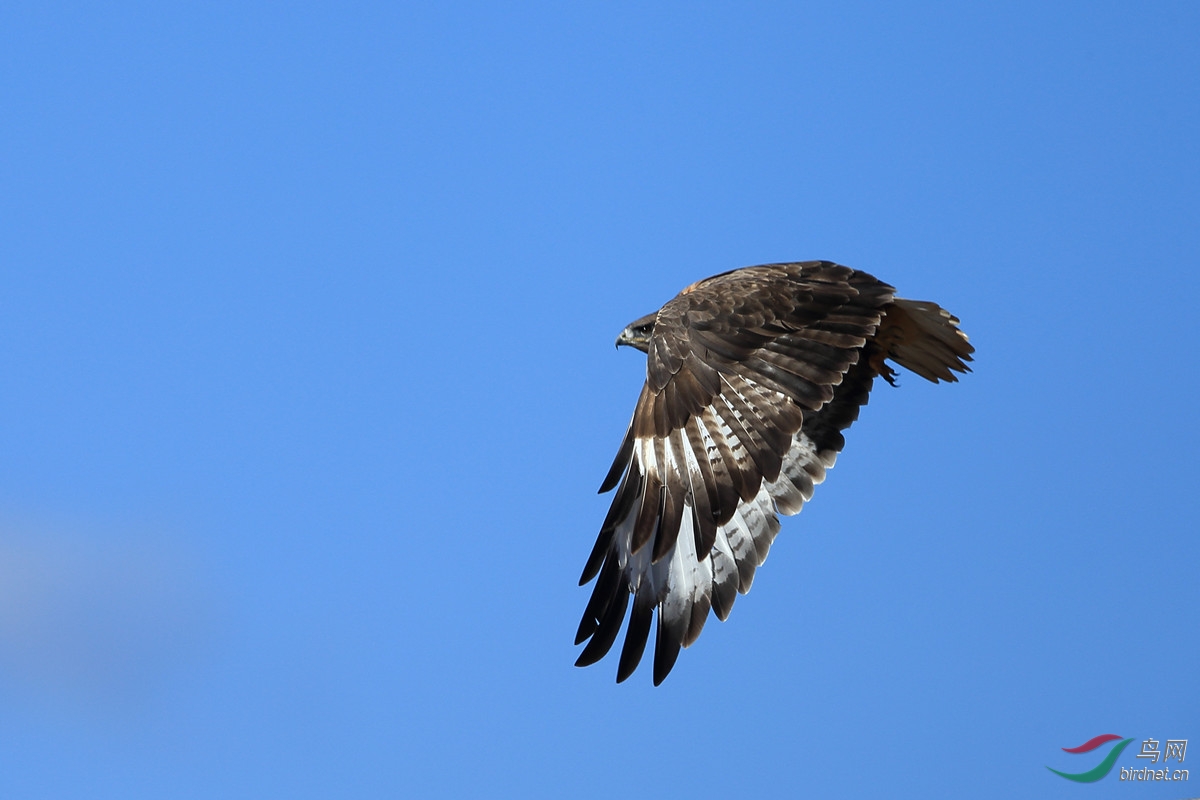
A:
0 516 213 710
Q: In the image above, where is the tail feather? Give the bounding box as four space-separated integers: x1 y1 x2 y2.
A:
882 298 974 383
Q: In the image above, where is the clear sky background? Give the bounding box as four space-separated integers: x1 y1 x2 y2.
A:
2 2 1197 798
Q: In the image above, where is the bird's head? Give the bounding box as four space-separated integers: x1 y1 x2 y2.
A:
616 313 656 353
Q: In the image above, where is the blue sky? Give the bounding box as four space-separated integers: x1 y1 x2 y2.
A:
2 2 1197 798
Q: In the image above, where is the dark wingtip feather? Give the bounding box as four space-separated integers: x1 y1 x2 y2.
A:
653 614 684 686
578 530 610 586
575 588 629 668
599 426 635 493
616 591 653 682
575 554 621 643
583 467 642 585
712 571 738 621
682 593 712 648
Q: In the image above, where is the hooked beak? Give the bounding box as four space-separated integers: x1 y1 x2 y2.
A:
615 326 647 350
615 313 656 353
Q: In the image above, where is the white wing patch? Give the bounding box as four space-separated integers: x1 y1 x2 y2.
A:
615 422 838 649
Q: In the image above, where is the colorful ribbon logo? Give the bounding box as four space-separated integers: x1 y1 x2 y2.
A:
1047 734 1135 782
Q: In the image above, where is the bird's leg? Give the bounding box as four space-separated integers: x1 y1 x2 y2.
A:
880 362 899 387
867 346 900 387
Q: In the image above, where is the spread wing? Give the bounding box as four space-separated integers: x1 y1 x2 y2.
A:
575 261 973 684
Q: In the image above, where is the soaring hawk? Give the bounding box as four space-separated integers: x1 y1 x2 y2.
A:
575 261 973 684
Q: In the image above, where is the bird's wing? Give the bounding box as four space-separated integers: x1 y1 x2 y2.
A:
576 261 905 684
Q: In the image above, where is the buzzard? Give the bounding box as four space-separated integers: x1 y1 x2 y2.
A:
575 261 973 684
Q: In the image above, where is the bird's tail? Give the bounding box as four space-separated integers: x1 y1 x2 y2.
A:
879 298 974 383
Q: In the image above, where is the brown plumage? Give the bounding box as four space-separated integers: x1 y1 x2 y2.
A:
576 261 973 684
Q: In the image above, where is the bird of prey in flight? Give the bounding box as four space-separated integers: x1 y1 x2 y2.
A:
575 261 973 684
